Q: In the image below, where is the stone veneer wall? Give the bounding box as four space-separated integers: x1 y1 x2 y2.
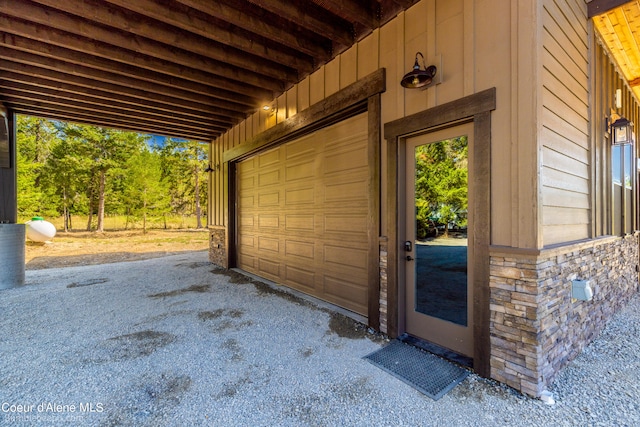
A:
490 234 639 397
379 237 388 334
209 226 228 268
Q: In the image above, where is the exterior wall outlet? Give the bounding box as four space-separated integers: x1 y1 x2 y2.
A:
572 280 593 301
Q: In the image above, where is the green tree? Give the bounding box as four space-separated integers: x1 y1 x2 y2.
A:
415 136 468 238
124 147 170 233
40 136 91 231
60 124 147 232
16 116 60 218
158 138 207 228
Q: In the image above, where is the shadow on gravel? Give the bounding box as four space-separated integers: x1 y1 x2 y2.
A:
92 330 177 362
102 372 192 427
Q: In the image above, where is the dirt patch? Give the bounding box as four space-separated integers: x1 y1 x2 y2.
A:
147 284 211 299
94 330 177 362
25 229 209 270
67 277 110 288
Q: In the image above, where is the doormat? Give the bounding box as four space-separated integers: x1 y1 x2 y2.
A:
364 340 469 400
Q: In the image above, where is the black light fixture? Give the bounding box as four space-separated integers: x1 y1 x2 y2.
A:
204 164 216 173
401 52 437 89
611 116 633 145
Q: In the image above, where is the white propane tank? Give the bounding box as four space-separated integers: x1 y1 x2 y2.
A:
25 216 57 242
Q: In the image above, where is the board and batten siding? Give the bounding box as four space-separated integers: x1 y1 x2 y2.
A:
209 0 588 251
540 0 590 246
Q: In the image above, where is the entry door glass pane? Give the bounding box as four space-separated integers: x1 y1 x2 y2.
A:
414 136 468 326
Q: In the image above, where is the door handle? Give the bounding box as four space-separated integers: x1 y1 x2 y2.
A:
406 255 414 261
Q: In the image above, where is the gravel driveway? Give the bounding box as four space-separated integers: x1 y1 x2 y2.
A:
1 251 639 426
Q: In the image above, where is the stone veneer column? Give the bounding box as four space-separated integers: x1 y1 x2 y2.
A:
209 226 228 268
489 234 639 397
379 237 388 334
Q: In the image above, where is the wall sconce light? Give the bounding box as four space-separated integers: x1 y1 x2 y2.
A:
262 102 277 116
611 116 633 145
401 52 437 90
204 163 219 173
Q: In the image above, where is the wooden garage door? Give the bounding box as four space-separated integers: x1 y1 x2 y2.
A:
236 113 370 316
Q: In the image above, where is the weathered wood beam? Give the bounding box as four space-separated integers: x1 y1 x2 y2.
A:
0 31 272 104
588 0 630 18
0 46 255 114
0 92 225 136
28 0 301 82
318 0 379 29
0 74 236 128
8 103 217 141
175 0 333 61
105 0 319 72
0 62 245 121
240 0 354 47
0 0 287 90
0 82 230 131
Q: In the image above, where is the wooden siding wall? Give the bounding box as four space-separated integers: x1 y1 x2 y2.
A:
540 0 590 246
209 0 570 251
592 38 640 237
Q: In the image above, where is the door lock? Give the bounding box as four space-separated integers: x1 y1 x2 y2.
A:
404 241 412 252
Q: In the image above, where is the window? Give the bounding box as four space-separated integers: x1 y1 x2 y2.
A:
612 141 635 235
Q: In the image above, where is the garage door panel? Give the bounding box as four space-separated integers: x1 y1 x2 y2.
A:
258 236 280 253
258 215 279 229
258 169 281 187
324 180 368 203
323 215 368 235
258 149 281 168
325 147 367 175
286 161 315 182
285 214 315 232
323 276 367 314
258 258 280 278
285 135 315 159
284 240 315 259
237 113 370 317
324 245 368 269
285 187 315 205
285 266 316 292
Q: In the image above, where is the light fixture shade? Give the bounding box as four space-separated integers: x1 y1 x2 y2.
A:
612 116 633 144
401 52 437 89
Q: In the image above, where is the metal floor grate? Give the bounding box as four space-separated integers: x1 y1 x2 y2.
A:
364 340 469 400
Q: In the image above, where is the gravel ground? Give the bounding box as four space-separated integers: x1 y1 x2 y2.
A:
1 251 639 427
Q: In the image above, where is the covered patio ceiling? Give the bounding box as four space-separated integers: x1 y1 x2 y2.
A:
590 0 640 102
0 0 418 142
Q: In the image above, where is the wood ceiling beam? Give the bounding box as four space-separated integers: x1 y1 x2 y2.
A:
0 46 255 114
0 81 230 131
28 0 302 82
0 61 246 121
0 91 226 135
588 0 632 18
316 0 379 29
175 0 334 60
0 71 238 125
0 31 272 104
105 0 321 71
0 28 274 104
243 0 354 47
0 0 289 90
8 103 217 141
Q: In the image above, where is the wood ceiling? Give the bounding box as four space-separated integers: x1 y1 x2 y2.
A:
591 1 640 101
0 0 418 142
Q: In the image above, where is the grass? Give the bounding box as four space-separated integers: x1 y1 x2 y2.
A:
20 214 205 231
